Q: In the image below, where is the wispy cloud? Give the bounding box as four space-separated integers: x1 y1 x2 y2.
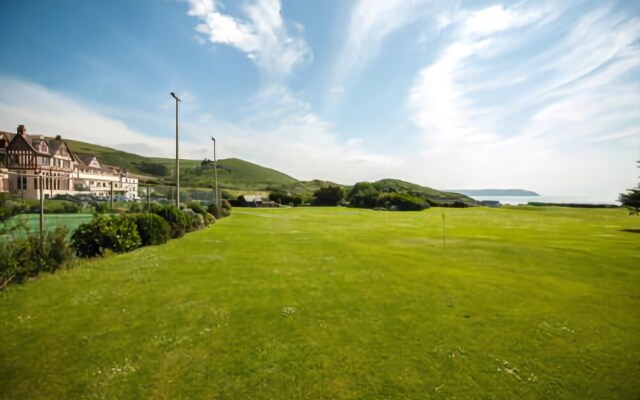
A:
406 3 640 197
333 0 458 88
186 0 311 79
0 75 399 183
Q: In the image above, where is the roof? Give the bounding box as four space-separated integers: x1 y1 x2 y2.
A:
75 153 98 166
47 139 66 156
75 152 122 174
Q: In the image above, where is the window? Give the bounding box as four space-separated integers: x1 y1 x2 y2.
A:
17 176 27 190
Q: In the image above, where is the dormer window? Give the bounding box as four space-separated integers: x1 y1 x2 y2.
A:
39 142 49 153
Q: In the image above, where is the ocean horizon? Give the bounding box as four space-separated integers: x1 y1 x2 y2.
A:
467 195 621 206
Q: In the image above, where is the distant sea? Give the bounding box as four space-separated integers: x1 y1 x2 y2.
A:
467 195 620 206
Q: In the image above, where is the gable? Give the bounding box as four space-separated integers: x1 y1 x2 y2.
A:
7 135 37 153
53 142 72 158
38 141 49 153
89 157 101 169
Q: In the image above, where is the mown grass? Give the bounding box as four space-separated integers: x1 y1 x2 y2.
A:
1 207 639 399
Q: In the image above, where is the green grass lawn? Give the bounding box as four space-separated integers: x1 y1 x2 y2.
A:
1 207 639 399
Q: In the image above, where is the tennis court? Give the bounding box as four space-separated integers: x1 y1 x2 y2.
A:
0 213 94 241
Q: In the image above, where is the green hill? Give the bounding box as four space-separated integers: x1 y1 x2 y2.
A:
63 139 470 202
64 139 298 190
372 179 474 203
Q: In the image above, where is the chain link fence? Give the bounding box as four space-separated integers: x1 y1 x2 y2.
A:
1 171 219 244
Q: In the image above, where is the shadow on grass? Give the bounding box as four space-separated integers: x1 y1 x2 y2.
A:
620 229 640 234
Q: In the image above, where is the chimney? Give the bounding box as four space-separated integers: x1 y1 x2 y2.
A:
17 125 26 136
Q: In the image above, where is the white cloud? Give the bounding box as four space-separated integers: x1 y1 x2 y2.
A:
463 4 544 36
335 0 436 84
0 76 400 184
186 0 310 79
0 77 207 160
406 4 640 198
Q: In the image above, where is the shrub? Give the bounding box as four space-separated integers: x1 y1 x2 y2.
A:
0 238 32 288
204 212 216 225
221 199 232 217
376 192 428 211
92 202 109 214
61 201 81 213
130 213 171 246
313 186 344 206
347 182 379 209
1 227 72 289
152 205 189 238
182 208 205 232
128 202 143 213
207 203 221 219
71 215 141 258
269 190 303 206
38 227 73 272
234 195 248 207
186 202 213 226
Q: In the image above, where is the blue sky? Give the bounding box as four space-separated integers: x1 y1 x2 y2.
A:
0 0 638 199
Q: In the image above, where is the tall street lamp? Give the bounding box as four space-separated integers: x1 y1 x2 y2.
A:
211 137 219 210
170 92 181 208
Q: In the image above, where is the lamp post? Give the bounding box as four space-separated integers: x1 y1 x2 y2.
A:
170 92 181 208
211 137 219 209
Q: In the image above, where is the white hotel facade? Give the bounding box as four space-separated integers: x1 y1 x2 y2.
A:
0 125 139 200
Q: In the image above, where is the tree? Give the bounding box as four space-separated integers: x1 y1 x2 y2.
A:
269 190 302 206
312 186 344 206
619 188 640 214
346 182 379 208
376 192 428 211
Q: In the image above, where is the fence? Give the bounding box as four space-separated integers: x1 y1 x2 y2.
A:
1 171 220 244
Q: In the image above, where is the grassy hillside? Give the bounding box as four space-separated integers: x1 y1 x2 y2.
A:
63 139 472 202
64 139 298 190
372 178 475 203
1 207 639 398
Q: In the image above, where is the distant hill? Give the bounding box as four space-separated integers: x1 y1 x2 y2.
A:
63 138 471 202
64 139 298 190
370 179 475 204
452 189 540 197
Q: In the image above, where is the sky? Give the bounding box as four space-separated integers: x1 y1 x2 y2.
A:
0 0 638 199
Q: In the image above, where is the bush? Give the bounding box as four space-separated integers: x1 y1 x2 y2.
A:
37 227 73 272
152 205 189 238
130 213 171 246
234 195 249 207
221 199 232 217
128 202 143 213
92 202 109 214
376 192 428 211
207 203 221 219
1 227 72 289
204 212 216 225
346 182 379 208
61 201 81 213
182 208 205 232
71 215 141 258
313 186 344 206
186 202 214 226
269 190 303 206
